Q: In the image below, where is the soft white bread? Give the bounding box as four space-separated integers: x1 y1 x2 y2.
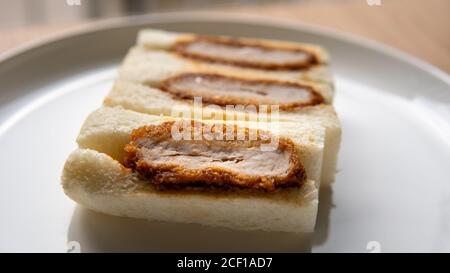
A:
103 82 341 184
61 148 319 233
285 106 341 184
77 106 326 184
118 47 334 103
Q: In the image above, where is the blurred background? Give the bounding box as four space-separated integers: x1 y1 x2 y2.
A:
0 0 449 72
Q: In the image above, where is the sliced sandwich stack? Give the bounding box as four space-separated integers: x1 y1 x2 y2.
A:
62 29 341 233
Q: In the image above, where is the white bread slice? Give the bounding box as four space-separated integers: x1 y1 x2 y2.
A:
103 82 341 184
118 47 334 103
77 106 326 185
61 148 318 233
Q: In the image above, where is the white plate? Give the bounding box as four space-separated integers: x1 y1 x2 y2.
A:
0 13 449 253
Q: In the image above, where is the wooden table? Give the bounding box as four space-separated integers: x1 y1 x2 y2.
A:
1 0 449 73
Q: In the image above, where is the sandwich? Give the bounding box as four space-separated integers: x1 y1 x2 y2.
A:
61 29 342 233
136 29 333 85
117 46 334 104
62 107 324 232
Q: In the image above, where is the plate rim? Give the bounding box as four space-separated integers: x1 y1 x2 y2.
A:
0 11 449 86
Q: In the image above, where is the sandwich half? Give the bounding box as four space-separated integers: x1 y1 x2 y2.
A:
136 29 333 85
62 107 325 232
117 46 334 104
